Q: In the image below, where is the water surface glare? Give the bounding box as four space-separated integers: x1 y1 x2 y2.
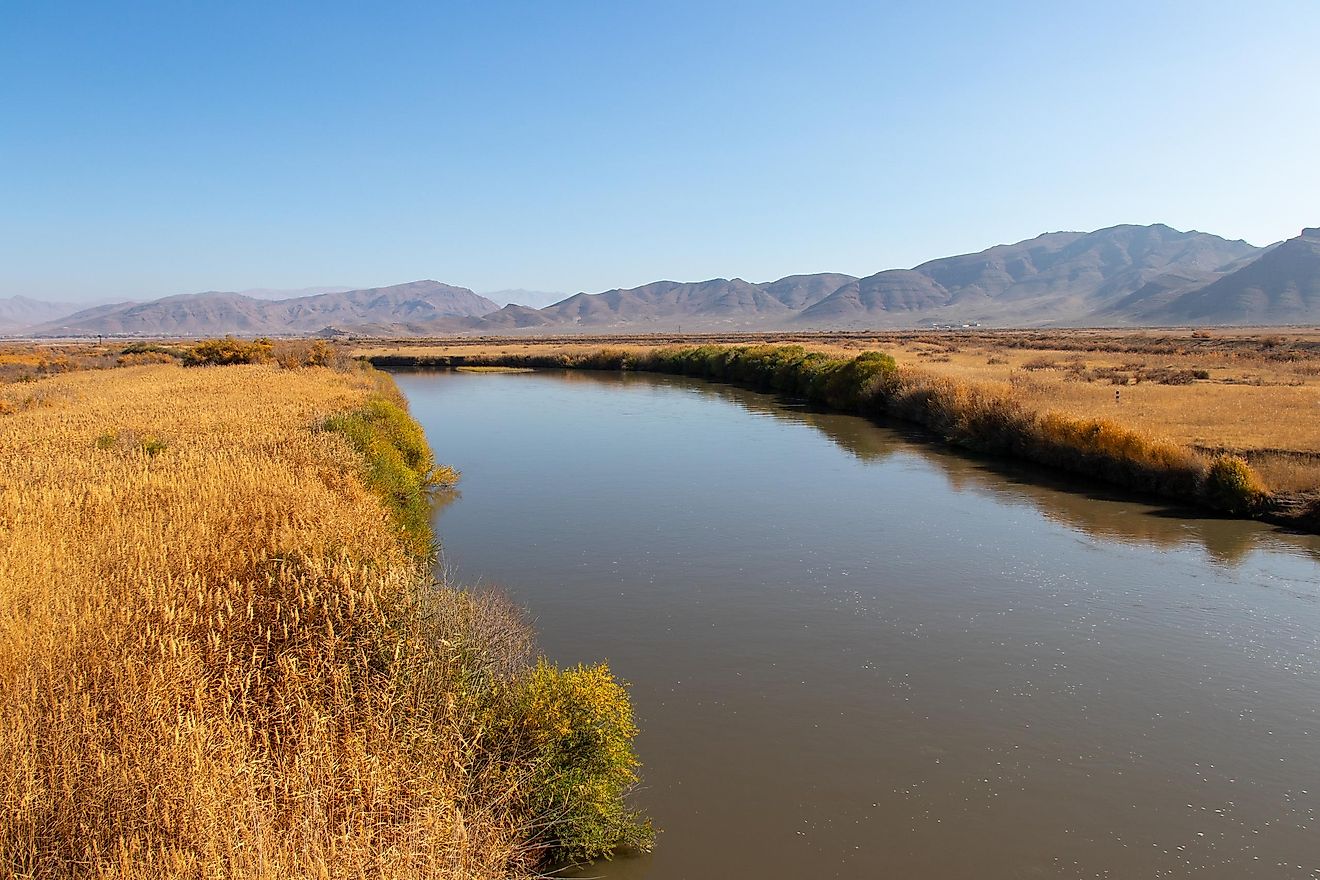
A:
394 369 1320 879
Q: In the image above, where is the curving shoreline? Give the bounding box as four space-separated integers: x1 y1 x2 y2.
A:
369 346 1320 536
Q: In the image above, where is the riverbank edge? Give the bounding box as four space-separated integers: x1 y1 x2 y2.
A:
368 348 1319 535
334 366 656 866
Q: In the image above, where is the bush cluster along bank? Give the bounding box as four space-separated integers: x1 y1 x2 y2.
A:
376 345 1315 531
0 359 650 878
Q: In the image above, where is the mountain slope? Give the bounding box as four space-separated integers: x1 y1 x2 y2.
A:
465 273 857 331
0 296 86 333
521 278 800 326
30 281 499 336
760 273 859 309
797 225 1260 327
1135 229 1320 324
798 271 951 322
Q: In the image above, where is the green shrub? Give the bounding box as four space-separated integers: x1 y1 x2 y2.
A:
322 394 452 559
490 661 653 864
139 436 168 457
639 345 897 410
121 342 186 358
182 338 274 366
823 350 897 409
1204 455 1266 513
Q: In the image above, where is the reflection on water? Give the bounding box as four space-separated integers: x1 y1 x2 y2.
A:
393 368 1320 880
549 368 1317 567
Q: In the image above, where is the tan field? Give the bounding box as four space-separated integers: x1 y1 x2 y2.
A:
0 364 507 877
354 329 1320 493
0 359 647 878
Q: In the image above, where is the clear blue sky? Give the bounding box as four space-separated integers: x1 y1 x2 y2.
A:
3 0 1318 302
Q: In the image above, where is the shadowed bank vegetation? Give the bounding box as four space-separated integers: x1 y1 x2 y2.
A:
0 362 650 878
359 329 1320 492
388 345 1311 530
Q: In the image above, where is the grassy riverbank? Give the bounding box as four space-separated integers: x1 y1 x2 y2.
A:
357 328 1320 493
0 358 649 877
370 344 1318 532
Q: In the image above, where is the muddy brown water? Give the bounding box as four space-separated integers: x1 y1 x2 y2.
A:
393 368 1320 879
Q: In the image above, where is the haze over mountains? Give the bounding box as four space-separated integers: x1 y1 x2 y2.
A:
234 286 355 301
0 296 84 334
480 289 571 309
29 282 498 337
10 224 1320 337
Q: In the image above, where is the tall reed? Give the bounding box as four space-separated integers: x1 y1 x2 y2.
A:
0 362 649 879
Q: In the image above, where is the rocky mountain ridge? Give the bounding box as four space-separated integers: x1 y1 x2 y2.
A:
11 224 1320 336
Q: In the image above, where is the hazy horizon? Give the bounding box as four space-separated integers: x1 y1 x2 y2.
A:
3 1 1318 302
0 220 1302 307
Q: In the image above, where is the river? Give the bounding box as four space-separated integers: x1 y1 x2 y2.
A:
393 368 1320 879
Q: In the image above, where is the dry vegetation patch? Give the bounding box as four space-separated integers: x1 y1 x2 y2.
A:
0 362 648 878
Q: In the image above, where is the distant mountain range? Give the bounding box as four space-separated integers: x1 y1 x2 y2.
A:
8 224 1320 337
0 295 85 334
25 282 498 336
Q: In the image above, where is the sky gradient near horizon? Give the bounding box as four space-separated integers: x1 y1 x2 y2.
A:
3 0 1319 302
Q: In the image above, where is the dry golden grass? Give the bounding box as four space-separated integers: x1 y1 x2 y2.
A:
356 330 1320 492
0 343 122 382
0 364 531 878
876 335 1320 491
